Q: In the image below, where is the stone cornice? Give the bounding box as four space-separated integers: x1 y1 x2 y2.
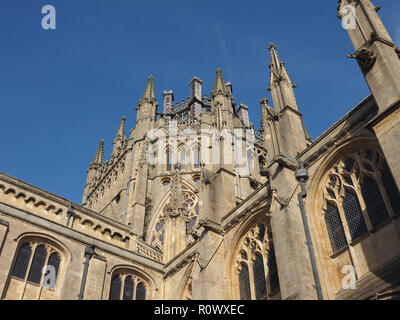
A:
0 202 164 271
0 172 132 234
164 242 199 278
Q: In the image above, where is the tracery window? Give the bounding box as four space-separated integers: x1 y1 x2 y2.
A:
109 272 147 300
150 189 199 252
236 219 279 300
11 241 61 290
323 147 400 253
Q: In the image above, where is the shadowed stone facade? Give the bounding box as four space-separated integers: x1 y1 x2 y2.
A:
0 1 399 300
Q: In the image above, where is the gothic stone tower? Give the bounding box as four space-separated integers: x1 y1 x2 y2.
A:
0 2 399 300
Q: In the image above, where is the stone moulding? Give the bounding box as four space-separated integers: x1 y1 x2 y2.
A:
0 175 168 259
164 249 199 278
299 95 377 167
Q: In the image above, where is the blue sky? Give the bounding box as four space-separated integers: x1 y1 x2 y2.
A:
0 0 399 203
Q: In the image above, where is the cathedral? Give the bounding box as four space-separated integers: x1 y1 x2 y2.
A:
1 0 400 300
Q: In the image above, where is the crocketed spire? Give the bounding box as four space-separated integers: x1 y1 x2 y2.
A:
268 43 298 112
139 75 156 104
92 139 104 166
211 68 229 97
114 116 126 141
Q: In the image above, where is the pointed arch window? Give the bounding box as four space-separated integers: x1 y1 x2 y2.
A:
123 277 135 300
136 282 147 300
238 264 251 300
193 145 200 169
236 219 280 300
12 243 32 280
323 147 400 254
10 241 62 290
27 244 47 284
109 272 147 300
150 189 199 252
109 275 122 300
166 149 172 172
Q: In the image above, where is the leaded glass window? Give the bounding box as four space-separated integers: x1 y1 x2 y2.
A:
238 264 251 300
10 241 62 290
27 244 47 284
123 277 135 300
361 175 389 228
45 252 61 289
323 147 399 253
109 275 122 300
267 244 280 293
109 272 147 300
253 253 267 300
136 282 146 300
11 243 31 280
236 219 279 300
380 161 400 216
342 189 368 240
324 203 347 252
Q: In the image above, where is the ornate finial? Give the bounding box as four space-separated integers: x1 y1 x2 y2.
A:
116 116 126 139
92 139 104 166
268 43 282 71
111 116 127 158
164 164 185 218
211 68 229 97
139 75 156 104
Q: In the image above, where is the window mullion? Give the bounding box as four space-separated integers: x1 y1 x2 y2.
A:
375 172 396 219
264 253 271 298
335 199 353 245
21 242 37 300
133 277 137 300
24 243 37 282
120 274 126 300
37 247 51 300
354 175 373 231
248 257 256 300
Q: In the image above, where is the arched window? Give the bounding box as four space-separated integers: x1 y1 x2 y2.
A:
238 264 251 300
109 272 147 300
136 282 147 300
109 275 122 300
236 219 279 300
11 243 31 280
123 277 135 300
27 244 47 284
193 145 200 169
10 241 62 291
323 147 400 253
253 253 267 300
150 189 199 252
166 150 172 172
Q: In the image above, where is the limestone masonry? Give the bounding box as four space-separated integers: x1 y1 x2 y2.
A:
0 1 399 300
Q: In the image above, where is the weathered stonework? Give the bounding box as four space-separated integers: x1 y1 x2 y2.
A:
0 1 399 300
